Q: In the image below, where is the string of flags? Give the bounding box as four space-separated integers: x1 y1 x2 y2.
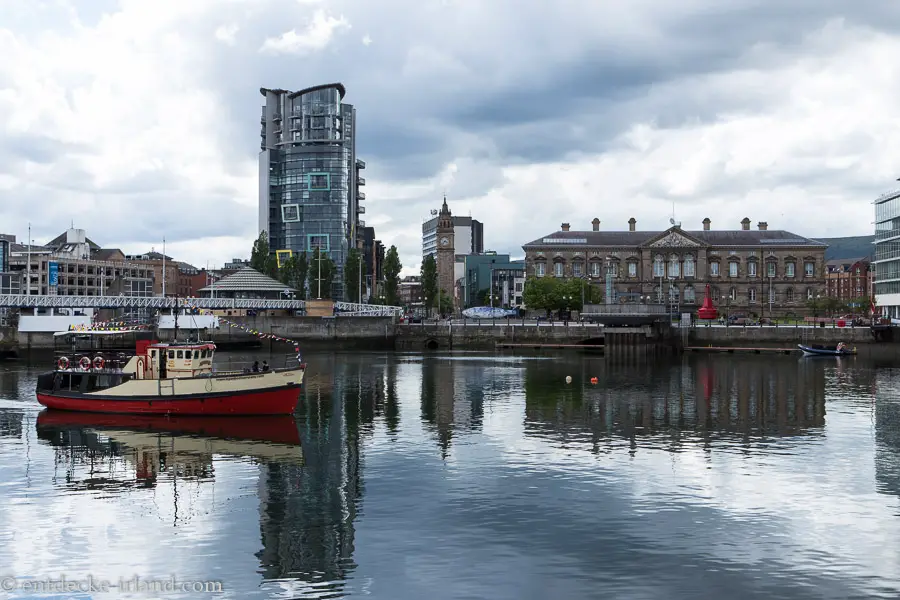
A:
69 323 151 332
182 301 302 353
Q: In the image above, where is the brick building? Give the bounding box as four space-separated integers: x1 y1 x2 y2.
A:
825 257 873 304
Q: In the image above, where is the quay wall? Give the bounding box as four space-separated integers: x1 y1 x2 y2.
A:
689 325 872 345
394 321 604 350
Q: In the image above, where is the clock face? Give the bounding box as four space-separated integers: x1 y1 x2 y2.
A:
439 237 449 246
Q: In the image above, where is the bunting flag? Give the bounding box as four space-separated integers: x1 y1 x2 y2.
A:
182 301 303 351
69 323 151 332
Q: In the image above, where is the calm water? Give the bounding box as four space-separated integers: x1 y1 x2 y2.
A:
1 350 900 599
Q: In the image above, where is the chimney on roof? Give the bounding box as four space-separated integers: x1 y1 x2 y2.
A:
702 217 710 231
628 217 636 232
561 222 570 232
741 217 751 231
591 218 600 232
758 221 768 231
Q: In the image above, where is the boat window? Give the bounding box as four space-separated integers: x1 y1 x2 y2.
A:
168 350 174 359
194 350 199 359
177 350 183 359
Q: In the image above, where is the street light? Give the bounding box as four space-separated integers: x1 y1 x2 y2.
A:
358 252 364 304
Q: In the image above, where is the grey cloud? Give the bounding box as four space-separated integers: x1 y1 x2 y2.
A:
1 0 895 267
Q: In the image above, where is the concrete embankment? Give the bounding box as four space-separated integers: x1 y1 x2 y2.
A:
688 325 900 360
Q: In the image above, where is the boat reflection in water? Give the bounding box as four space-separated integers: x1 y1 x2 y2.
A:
35 411 304 498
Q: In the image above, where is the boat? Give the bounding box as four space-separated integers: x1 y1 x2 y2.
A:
35 336 306 415
797 343 857 356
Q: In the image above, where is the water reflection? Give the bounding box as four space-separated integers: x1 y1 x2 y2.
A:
35 413 302 516
1 351 899 598
876 369 900 503
524 355 830 454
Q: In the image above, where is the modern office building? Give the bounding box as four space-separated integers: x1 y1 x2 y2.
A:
459 253 525 308
258 83 365 300
874 189 900 318
422 206 483 260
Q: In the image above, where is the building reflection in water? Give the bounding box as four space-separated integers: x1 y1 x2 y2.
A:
875 369 900 502
0 367 24 440
523 355 829 454
256 354 392 597
420 357 489 457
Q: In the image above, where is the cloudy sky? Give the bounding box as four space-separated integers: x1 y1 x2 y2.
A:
2 0 899 274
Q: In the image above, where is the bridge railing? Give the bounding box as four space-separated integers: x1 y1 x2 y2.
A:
0 294 306 310
582 303 668 315
333 301 403 317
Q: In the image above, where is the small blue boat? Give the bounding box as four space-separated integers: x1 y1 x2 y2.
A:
797 343 856 356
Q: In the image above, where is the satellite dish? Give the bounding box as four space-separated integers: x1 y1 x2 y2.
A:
669 218 675 225
430 209 438 216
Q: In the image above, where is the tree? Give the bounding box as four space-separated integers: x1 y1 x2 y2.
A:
279 252 308 299
522 277 591 313
307 247 335 299
420 254 438 315
250 231 277 279
438 294 454 316
343 248 364 303
522 277 557 313
383 245 402 306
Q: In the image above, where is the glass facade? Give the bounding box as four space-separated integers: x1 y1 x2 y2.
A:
260 84 361 300
874 190 900 316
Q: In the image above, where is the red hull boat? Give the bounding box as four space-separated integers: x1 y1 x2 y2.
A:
36 337 305 416
35 385 301 416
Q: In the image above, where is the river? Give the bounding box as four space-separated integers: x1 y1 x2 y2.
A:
0 350 899 599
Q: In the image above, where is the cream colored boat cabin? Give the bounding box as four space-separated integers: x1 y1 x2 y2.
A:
138 341 217 380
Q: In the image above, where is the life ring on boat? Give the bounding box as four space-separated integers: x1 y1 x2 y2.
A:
57 356 70 370
93 356 105 370
79 356 91 370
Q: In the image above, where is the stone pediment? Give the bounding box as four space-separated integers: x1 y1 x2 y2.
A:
647 229 703 248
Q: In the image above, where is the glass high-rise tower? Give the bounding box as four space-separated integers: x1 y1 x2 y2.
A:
258 83 366 300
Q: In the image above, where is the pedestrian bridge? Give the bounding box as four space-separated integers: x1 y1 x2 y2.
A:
0 294 306 310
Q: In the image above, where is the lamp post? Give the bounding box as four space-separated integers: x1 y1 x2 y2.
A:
358 252 364 304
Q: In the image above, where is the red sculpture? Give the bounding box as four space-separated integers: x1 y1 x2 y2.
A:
697 283 718 320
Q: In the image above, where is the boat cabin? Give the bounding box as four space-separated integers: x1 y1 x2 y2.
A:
139 341 217 380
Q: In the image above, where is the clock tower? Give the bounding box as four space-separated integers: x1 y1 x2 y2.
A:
435 196 456 313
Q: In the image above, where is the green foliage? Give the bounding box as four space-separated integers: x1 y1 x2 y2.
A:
278 252 308 299
343 248 364 303
307 247 335 299
438 293 454 315
420 254 438 314
250 231 278 279
522 277 594 312
383 245 402 306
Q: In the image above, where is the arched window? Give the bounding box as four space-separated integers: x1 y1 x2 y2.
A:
668 254 680 278
683 254 695 277
669 285 680 302
653 254 664 277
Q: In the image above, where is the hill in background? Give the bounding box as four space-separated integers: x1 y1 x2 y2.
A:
812 235 875 261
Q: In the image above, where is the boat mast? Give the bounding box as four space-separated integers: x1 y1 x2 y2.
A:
173 295 178 343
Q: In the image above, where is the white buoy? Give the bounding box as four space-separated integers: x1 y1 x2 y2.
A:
565 376 572 384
